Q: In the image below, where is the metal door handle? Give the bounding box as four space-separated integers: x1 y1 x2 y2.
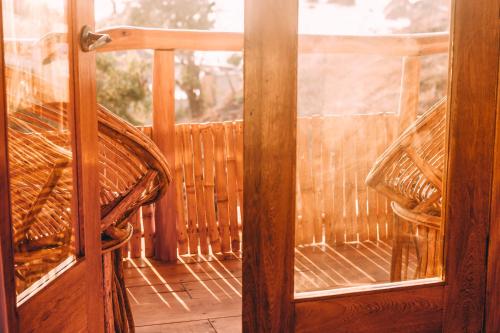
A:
80 25 112 52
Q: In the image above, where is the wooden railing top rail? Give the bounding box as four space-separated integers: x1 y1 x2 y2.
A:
95 26 449 56
3 27 449 57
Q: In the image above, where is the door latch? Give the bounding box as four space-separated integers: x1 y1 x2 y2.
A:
80 25 112 52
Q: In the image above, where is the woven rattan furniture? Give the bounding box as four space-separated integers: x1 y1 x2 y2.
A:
9 100 171 288
366 98 446 281
8 100 171 332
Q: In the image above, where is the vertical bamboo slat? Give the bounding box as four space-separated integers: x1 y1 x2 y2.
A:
175 126 188 255
383 115 399 240
201 125 222 253
130 212 142 258
297 118 314 244
192 124 209 254
224 122 240 251
213 123 231 252
402 223 410 280
367 116 381 241
373 116 386 241
356 116 369 241
390 215 403 281
311 116 323 243
181 125 199 254
332 117 345 245
343 122 357 242
322 120 334 243
426 229 437 277
235 121 244 226
418 226 429 277
142 205 155 257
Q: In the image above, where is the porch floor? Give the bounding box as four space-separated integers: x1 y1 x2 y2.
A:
124 241 397 332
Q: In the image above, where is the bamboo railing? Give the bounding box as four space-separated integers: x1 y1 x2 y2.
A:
91 27 449 259
124 114 398 257
127 122 243 256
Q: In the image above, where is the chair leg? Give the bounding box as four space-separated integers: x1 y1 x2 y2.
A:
390 213 403 282
112 249 135 333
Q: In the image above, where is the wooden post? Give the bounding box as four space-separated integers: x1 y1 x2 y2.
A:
152 49 177 262
397 56 421 132
243 0 298 330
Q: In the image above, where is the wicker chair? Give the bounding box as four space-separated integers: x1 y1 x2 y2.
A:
7 100 171 332
366 98 446 281
9 100 171 290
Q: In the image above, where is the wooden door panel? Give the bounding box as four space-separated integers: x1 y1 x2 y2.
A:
68 0 104 329
18 263 88 333
295 285 443 333
0 0 103 331
242 0 499 332
485 51 500 333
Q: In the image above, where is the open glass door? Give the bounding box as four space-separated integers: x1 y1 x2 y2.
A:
294 0 449 296
243 0 499 331
0 0 104 331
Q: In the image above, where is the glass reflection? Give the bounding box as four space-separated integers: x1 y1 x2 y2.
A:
2 0 76 297
294 0 450 294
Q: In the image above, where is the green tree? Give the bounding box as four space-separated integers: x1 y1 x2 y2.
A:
97 0 215 122
96 52 152 125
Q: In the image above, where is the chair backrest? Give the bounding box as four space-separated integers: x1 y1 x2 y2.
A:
97 104 172 243
365 97 447 218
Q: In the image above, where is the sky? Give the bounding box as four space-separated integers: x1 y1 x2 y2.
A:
95 0 405 34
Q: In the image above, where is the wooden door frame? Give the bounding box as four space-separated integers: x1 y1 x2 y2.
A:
0 0 18 331
441 0 498 331
66 3 104 330
242 0 298 331
485 55 500 333
242 0 499 332
0 1 104 332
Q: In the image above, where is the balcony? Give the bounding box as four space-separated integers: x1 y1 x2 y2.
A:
4 25 451 331
91 26 449 329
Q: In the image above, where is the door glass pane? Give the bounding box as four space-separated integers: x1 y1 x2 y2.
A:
294 0 450 294
2 0 76 299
